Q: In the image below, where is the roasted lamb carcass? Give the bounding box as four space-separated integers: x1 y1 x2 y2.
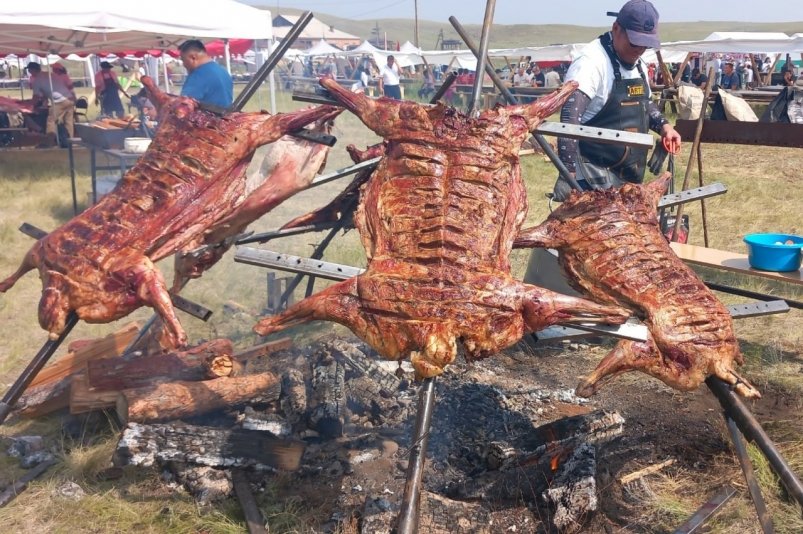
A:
254 79 631 378
278 141 385 231
171 110 337 291
515 174 760 398
0 77 337 347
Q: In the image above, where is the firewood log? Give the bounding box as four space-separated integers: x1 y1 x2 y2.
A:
15 323 139 418
87 339 234 391
116 372 281 425
309 356 346 438
114 422 305 471
69 373 118 414
30 322 139 388
232 338 293 362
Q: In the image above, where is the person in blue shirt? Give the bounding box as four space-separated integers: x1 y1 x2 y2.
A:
178 40 233 109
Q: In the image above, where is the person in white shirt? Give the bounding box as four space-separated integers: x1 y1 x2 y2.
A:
544 68 562 88
512 67 532 87
553 0 681 200
350 65 371 93
378 55 401 99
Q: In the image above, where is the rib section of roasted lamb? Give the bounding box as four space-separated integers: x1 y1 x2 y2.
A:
0 76 337 347
515 174 760 399
254 78 631 378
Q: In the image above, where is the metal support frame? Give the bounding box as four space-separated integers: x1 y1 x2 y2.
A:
724 415 774 533
672 486 737 534
707 377 803 512
231 11 314 112
233 248 791 343
465 0 496 116
531 300 788 343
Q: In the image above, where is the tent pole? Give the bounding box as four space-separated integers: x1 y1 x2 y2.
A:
766 53 780 85
673 52 692 85
268 39 277 114
224 39 232 76
161 56 169 92
44 56 59 146
17 57 24 100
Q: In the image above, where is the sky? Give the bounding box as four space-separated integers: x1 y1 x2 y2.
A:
240 0 803 26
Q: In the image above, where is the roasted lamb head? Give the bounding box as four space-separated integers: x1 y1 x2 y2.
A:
515 174 760 399
254 79 631 378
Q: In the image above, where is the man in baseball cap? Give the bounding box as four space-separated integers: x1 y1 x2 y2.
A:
615 0 661 50
530 0 681 295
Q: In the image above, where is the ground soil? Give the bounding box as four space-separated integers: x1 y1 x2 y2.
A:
247 333 799 534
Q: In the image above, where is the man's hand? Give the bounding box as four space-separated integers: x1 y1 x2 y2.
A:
660 124 682 154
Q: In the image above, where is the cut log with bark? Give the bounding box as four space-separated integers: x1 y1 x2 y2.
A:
29 322 140 388
116 372 281 425
309 356 346 438
87 338 234 391
69 373 119 414
15 323 139 418
114 422 305 471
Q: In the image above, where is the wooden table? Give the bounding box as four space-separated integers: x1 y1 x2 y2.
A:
670 242 803 286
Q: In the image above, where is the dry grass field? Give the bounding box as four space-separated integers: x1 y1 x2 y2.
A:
0 83 801 533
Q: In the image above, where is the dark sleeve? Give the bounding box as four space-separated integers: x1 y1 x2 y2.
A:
557 90 591 173
647 100 670 134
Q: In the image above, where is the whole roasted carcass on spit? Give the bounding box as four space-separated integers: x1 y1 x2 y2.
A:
0 77 337 347
515 174 761 398
254 78 631 378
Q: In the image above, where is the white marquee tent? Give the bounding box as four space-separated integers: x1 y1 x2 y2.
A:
0 0 273 56
660 32 803 55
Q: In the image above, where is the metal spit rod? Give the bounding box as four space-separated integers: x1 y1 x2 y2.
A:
396 377 436 534
0 312 79 424
707 376 803 511
234 248 790 342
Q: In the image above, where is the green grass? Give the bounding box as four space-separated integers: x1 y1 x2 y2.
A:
1 81 802 532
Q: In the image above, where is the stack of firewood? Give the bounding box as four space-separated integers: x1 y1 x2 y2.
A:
14 324 292 426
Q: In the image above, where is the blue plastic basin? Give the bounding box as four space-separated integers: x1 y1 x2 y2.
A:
743 233 803 272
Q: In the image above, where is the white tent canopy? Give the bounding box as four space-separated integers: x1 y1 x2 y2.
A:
661 31 803 54
348 40 380 55
0 0 273 56
304 39 342 57
399 41 422 55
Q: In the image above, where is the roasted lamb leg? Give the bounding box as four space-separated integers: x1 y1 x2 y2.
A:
515 174 760 399
255 79 631 378
1 77 337 346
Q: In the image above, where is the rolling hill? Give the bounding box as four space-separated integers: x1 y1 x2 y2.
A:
248 5 803 49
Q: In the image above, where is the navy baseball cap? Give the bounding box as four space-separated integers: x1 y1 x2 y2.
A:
614 0 661 49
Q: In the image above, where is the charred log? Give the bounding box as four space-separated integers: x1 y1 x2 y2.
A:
114 422 305 471
280 368 308 427
309 356 346 438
